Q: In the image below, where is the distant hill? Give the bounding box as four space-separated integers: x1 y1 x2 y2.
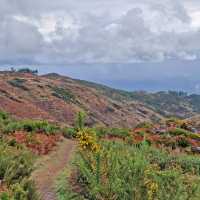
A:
0 71 163 128
130 91 200 118
77 79 200 118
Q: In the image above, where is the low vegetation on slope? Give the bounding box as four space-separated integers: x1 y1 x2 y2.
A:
0 111 66 199
0 111 66 155
78 80 200 119
130 91 200 118
2 69 200 122
0 111 59 135
57 132 200 200
72 142 200 200
0 141 39 200
0 71 163 128
57 114 200 200
2 109 200 199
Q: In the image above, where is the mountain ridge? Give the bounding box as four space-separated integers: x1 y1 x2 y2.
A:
1 70 200 127
75 78 200 118
0 71 163 128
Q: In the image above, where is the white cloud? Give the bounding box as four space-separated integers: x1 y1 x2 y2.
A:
0 0 200 64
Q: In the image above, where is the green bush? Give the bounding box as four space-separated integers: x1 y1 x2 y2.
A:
4 152 34 185
135 122 153 129
56 169 82 200
189 133 200 140
8 79 28 91
20 120 59 134
0 140 38 200
11 179 39 200
92 127 130 139
0 111 9 120
62 127 77 139
168 128 200 141
2 119 59 135
0 192 11 200
93 127 108 138
108 128 130 138
177 137 190 148
137 130 146 137
168 128 192 137
3 122 21 134
51 86 75 103
75 111 86 131
72 142 200 200
17 68 38 75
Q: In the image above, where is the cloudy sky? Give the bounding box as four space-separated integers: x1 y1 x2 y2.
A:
1 0 200 92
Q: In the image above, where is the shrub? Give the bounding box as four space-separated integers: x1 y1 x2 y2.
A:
0 111 9 120
72 141 200 200
4 150 34 185
11 179 39 200
168 128 200 141
135 122 153 129
177 137 190 148
3 122 21 134
77 129 100 153
0 111 59 135
108 127 130 138
56 168 82 200
17 68 38 75
92 127 130 139
93 127 108 138
168 128 192 137
189 133 200 140
62 127 77 139
0 140 38 200
51 87 75 103
3 120 59 135
0 192 11 200
137 130 146 137
75 111 86 131
8 79 28 91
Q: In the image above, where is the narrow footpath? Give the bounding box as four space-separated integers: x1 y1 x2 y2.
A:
32 138 76 200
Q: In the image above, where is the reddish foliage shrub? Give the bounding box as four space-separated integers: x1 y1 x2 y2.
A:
8 132 61 155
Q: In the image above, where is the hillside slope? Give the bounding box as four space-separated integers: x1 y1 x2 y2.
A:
77 80 200 118
0 72 162 128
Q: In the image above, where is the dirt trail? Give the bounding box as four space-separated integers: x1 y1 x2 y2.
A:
32 138 76 200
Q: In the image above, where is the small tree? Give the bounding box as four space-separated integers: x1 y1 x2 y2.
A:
17 68 38 75
75 111 86 131
10 67 16 72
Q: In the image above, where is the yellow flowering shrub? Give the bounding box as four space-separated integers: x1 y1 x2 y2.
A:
77 129 100 153
144 165 159 200
73 142 200 200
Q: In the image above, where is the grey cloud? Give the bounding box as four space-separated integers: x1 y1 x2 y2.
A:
0 17 45 64
0 0 200 64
